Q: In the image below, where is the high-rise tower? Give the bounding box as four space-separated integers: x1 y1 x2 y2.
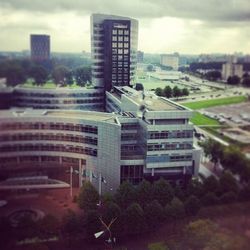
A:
91 14 138 91
30 34 50 62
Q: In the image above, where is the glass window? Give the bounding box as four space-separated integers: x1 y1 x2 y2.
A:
118 30 123 35
112 49 117 54
118 36 123 42
124 49 129 54
124 36 129 42
118 49 123 54
118 42 123 48
112 30 117 35
112 36 117 41
112 42 117 48
124 30 129 35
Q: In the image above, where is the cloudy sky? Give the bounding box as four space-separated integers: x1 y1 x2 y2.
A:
0 0 250 54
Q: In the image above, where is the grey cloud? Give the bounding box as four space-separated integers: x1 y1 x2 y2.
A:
0 0 250 23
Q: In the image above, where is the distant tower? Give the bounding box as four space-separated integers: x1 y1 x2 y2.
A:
30 34 50 62
91 14 138 91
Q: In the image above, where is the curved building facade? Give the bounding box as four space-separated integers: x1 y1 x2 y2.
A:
11 86 104 110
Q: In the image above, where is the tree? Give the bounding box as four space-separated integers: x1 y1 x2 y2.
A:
242 77 250 87
147 64 154 72
173 185 185 201
220 191 238 204
185 195 201 216
62 210 82 236
163 86 172 98
115 181 137 208
181 87 189 96
65 70 74 85
124 203 146 235
199 138 224 170
78 181 99 210
101 202 122 237
203 175 219 194
219 171 239 194
172 86 181 98
30 65 48 85
74 66 91 86
170 197 185 220
144 200 164 229
186 179 204 198
135 83 144 91
6 65 26 86
38 214 59 238
155 87 163 96
227 75 240 85
52 65 70 85
201 192 219 206
0 217 13 249
137 179 153 208
205 70 221 81
85 210 101 238
153 178 174 206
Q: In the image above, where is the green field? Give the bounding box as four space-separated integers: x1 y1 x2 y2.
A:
22 81 85 89
183 96 247 110
191 112 220 126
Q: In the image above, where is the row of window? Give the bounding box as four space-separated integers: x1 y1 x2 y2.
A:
148 130 193 139
120 165 143 185
0 144 97 156
112 36 129 42
14 92 103 98
121 133 137 141
170 155 192 162
121 123 138 130
0 156 81 164
112 29 129 35
0 123 98 134
16 98 103 105
147 143 193 151
112 49 129 55
0 133 98 145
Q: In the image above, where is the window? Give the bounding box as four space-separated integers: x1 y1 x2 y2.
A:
112 36 117 41
112 30 117 35
118 36 123 42
118 30 123 35
112 42 117 48
124 30 129 35
124 36 129 42
118 42 123 48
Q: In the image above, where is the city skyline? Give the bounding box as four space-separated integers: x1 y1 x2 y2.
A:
0 0 250 54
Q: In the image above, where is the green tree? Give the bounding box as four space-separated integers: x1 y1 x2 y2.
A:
6 65 26 86
181 87 189 96
74 66 91 86
227 75 240 85
147 64 154 72
170 197 185 220
38 214 59 238
205 70 221 81
137 179 153 208
62 210 82 236
185 195 201 216
30 65 48 85
125 203 146 235
115 181 137 208
85 210 101 238
0 217 13 249
163 86 172 98
153 178 174 206
52 65 70 85
219 171 239 194
203 175 219 194
220 191 238 204
155 87 163 96
148 241 169 250
199 138 224 170
201 192 219 206
144 200 164 229
174 185 185 201
65 70 74 85
186 179 204 198
78 181 99 210
242 77 250 87
172 86 181 98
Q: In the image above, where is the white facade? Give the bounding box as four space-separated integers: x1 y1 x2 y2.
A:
222 63 243 80
160 54 179 70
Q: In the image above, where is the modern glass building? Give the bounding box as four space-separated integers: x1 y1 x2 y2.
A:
91 14 138 91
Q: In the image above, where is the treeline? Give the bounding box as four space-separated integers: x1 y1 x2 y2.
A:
155 85 189 98
0 58 91 87
1 171 250 249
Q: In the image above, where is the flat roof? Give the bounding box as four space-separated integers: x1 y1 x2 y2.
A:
0 109 119 124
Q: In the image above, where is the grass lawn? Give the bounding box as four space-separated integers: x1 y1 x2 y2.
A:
21 81 86 89
191 112 220 126
183 96 247 110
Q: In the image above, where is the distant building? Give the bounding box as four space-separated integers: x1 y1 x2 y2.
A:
222 63 243 80
91 13 138 91
160 54 179 70
30 34 50 62
137 50 144 63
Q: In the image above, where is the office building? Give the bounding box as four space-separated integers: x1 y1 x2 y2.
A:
91 14 138 91
0 88 201 193
160 54 179 70
30 34 50 61
222 63 243 80
137 50 144 63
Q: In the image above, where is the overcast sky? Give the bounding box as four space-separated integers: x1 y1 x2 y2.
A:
0 0 250 54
